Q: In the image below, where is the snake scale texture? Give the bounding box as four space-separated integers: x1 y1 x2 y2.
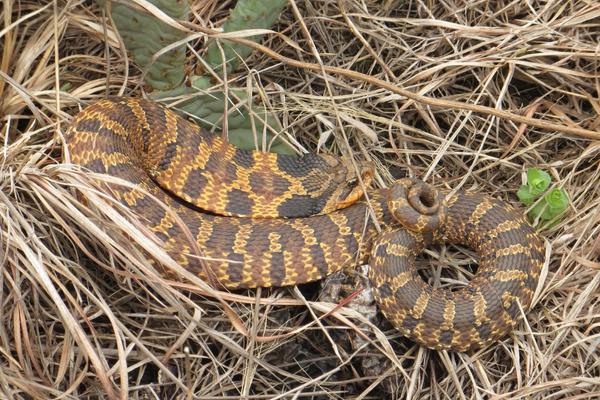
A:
66 98 545 351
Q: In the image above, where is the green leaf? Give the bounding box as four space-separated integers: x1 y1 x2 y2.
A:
526 168 551 196
519 168 568 227
528 200 547 222
528 187 568 225
544 188 569 216
517 184 536 206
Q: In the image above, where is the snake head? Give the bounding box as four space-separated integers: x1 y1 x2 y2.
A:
334 164 374 208
388 178 445 232
321 161 374 212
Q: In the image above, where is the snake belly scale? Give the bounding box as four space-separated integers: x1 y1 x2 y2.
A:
65 98 545 351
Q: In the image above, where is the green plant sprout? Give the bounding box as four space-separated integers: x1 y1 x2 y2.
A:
517 168 568 227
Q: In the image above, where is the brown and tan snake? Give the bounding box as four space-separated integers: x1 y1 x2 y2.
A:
65 97 545 351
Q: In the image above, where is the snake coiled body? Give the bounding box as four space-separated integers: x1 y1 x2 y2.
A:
66 98 545 351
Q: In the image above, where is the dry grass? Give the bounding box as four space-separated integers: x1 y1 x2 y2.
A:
1 0 600 399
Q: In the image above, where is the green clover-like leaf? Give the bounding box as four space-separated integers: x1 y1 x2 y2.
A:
526 168 551 196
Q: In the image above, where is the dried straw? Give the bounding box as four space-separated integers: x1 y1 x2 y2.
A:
1 0 599 398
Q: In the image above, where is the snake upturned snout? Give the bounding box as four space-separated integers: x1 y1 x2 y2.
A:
387 178 445 233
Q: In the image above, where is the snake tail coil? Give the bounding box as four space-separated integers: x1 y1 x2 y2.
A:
369 178 544 351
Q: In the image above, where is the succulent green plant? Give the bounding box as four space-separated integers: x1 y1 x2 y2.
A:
529 188 569 222
517 168 551 205
155 81 287 153
517 168 568 227
95 0 293 153
96 0 188 91
205 0 289 74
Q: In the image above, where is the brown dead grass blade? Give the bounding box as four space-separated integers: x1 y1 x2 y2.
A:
1 0 599 399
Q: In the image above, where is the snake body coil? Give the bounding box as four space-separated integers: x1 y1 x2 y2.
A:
66 98 545 351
